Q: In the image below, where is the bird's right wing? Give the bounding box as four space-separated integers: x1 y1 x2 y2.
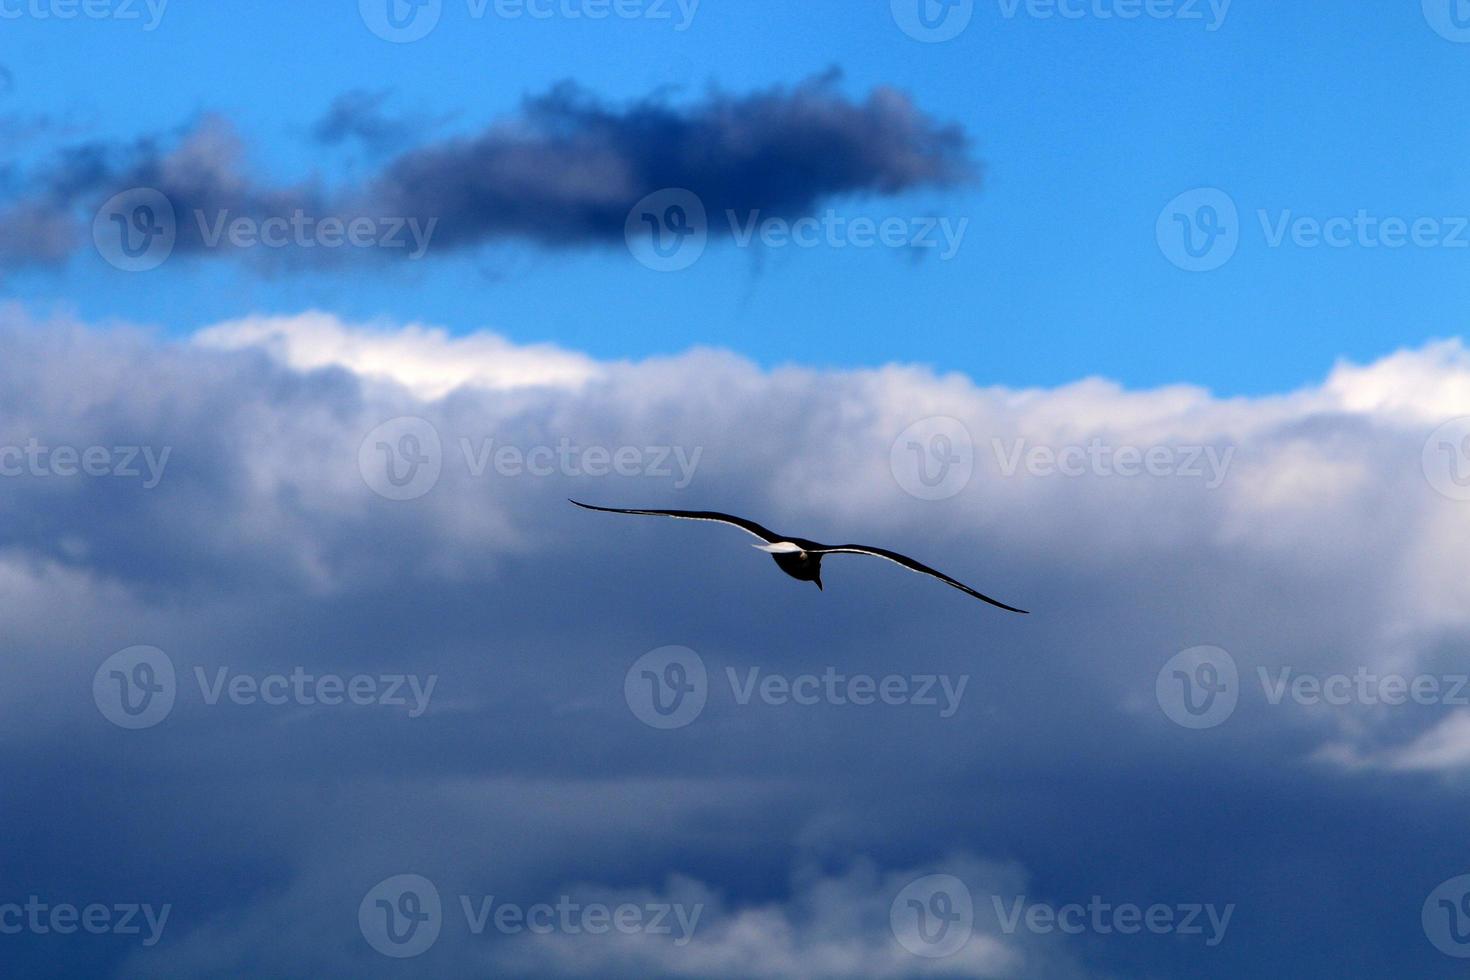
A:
569 500 782 544
809 543 1029 613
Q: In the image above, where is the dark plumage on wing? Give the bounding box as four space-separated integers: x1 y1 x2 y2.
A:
569 500 1027 613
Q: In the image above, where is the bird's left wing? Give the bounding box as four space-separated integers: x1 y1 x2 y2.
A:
569 500 782 544
808 544 1029 613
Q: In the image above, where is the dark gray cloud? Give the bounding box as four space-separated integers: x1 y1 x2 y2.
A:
3 310 1470 977
0 201 76 266
372 74 973 250
0 75 973 271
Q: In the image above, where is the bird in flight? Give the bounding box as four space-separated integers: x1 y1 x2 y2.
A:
570 500 1028 613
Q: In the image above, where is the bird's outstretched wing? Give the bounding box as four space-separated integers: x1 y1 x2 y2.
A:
569 500 782 544
808 544 1029 613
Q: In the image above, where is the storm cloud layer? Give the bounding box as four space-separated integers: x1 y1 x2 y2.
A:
0 75 972 270
2 308 1469 977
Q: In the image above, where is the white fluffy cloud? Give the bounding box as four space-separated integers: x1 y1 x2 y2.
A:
182 313 1470 773
195 311 602 397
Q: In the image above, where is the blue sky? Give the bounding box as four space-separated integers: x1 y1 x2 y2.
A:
4 0 1467 393
6 3 1470 978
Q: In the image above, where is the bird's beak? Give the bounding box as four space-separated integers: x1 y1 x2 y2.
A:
814 578 823 591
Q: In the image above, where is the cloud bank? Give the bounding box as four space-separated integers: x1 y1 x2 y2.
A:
3 308 1470 977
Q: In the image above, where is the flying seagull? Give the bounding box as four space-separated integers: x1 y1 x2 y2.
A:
570 500 1028 613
